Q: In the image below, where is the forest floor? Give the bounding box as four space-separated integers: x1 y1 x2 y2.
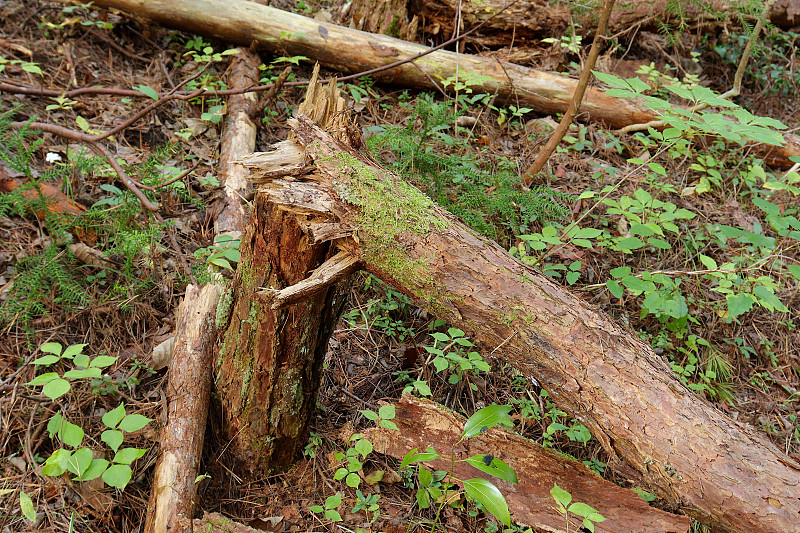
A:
0 0 799 532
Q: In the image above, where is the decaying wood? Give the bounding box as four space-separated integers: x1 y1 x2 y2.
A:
86 0 800 169
366 395 690 533
144 283 223 533
238 96 800 531
144 49 259 533
256 250 360 309
349 0 800 46
213 66 350 474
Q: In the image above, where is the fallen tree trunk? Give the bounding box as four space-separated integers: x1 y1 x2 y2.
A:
350 0 800 45
144 49 259 533
236 87 800 532
366 395 690 533
84 0 800 169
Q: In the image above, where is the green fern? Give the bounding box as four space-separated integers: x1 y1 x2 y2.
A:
367 94 571 245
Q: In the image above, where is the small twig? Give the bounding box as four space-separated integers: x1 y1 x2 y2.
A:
252 66 292 119
521 0 616 187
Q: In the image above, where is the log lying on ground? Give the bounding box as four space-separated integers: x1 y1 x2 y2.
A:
349 0 800 45
366 395 690 533
143 49 259 533
85 0 800 169
239 97 800 532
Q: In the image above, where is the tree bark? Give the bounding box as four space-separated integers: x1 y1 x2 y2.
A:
367 395 690 533
238 101 800 531
144 49 259 533
213 66 351 474
84 0 800 169
348 0 800 45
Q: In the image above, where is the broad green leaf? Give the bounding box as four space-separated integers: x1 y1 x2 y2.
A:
699 254 717 270
113 447 147 465
60 420 84 448
40 342 63 355
118 414 152 433
101 429 124 452
633 488 656 501
615 237 646 251
62 344 87 359
75 116 90 132
609 266 632 278
345 472 360 488
430 332 450 343
753 285 788 312
19 491 36 523
27 372 60 386
324 509 342 521
550 482 572 510
42 378 71 400
463 454 518 484
418 465 433 486
380 420 398 430
400 447 440 469
90 355 118 368
31 355 60 366
417 487 431 509
325 493 342 509
47 412 65 439
462 405 513 439
727 293 755 317
73 353 90 368
42 449 72 476
606 280 624 299
621 275 649 294
103 403 126 429
80 458 109 481
63 368 102 379
309 505 324 513
354 438 372 457
378 404 395 420
647 237 671 249
464 478 511 526
102 464 133 488
66 447 93 477
360 409 379 421
134 84 159 100
568 501 603 519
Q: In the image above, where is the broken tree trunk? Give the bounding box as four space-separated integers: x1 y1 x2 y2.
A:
144 49 259 533
237 86 800 532
212 67 353 474
366 395 690 533
84 0 800 169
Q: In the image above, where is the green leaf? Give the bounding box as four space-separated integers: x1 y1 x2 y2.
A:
568 501 602 518
75 115 90 132
103 404 127 429
400 447 440 469
699 254 717 270
43 378 71 400
80 458 110 481
463 478 511 526
345 472 361 488
727 293 755 318
378 404 395 420
102 464 133 488
325 493 342 509
40 342 63 355
360 409 379 421
462 405 513 439
606 280 624 299
19 491 36 523
134 84 160 100
633 488 656 501
615 237 646 251
324 509 342 521
418 465 434 486
60 420 84 448
113 447 147 465
118 414 152 433
101 429 124 452
380 420 398 430
42 449 72 477
62 344 87 359
647 237 671 249
309 505 324 513
354 438 373 457
90 355 118 368
27 372 59 386
417 487 431 509
609 266 631 278
73 353 90 368
31 355 60 366
550 482 572 510
63 368 102 379
463 454 518 484
66 447 94 477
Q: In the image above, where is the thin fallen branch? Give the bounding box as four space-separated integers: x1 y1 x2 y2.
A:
521 0 616 186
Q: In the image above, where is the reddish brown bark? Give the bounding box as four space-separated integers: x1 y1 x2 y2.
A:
367 395 690 533
240 105 800 532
